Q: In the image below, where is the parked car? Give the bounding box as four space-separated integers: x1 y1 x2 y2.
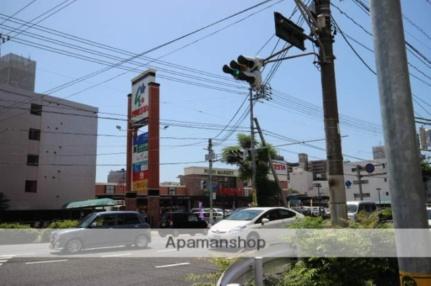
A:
50 211 151 254
159 211 207 237
208 207 304 241
347 201 377 220
192 209 224 223
427 207 431 227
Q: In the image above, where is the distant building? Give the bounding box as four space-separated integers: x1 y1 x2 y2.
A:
0 54 98 209
343 159 389 203
107 169 126 184
372 146 386 159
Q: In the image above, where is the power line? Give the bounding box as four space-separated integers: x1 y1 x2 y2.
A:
8 0 77 39
0 0 38 26
40 0 279 94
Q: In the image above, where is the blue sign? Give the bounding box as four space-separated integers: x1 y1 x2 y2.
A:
345 180 352 188
365 163 375 173
134 133 148 145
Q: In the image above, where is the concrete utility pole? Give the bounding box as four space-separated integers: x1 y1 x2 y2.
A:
370 0 431 283
249 88 258 206
208 138 214 225
315 0 347 225
355 165 364 201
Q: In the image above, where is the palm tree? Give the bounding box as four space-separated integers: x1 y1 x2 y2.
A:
222 133 280 206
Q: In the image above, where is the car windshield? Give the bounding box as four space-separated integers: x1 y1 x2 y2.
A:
347 204 358 213
427 209 431 220
78 213 98 228
226 209 263 221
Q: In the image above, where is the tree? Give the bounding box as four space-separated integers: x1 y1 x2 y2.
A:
221 133 280 206
0 192 9 211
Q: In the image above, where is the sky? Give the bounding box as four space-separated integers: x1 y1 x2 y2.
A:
1 0 430 183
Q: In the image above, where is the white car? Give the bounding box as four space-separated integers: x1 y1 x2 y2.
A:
208 207 304 240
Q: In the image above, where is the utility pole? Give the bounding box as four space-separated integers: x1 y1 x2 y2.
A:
370 0 431 282
249 88 258 206
315 0 347 225
208 138 214 225
355 165 364 201
254 118 288 206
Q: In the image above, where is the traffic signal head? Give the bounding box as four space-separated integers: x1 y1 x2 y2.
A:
237 55 263 70
222 56 263 90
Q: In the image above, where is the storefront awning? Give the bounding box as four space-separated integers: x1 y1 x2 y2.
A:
64 198 117 209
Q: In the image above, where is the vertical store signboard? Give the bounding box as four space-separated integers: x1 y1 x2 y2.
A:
131 70 155 124
133 132 149 194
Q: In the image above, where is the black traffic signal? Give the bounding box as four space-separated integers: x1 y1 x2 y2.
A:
222 55 263 89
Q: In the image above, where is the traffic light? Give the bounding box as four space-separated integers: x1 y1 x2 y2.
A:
222 55 263 90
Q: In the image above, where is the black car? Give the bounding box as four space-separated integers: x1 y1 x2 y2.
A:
159 212 207 237
50 211 151 254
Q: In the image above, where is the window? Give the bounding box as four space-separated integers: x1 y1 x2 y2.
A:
168 187 176 195
279 209 296 219
28 128 41 141
188 214 199 222
117 213 140 225
27 154 39 166
353 193 370 199
105 185 115 194
30 104 42 116
25 180 37 193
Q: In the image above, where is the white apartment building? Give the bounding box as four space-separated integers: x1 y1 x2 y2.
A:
343 159 389 203
0 54 98 209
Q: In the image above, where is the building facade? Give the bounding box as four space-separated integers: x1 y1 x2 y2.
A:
0 54 98 209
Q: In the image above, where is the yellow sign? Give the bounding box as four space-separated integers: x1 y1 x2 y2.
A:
133 180 148 194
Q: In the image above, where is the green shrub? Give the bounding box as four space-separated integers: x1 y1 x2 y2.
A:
39 220 79 242
0 223 31 228
47 220 79 229
281 210 398 286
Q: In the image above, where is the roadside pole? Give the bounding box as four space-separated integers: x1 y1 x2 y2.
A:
250 88 258 206
208 138 214 225
356 165 364 201
315 0 347 225
370 0 431 283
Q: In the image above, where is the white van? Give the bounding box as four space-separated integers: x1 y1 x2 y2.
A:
347 201 377 220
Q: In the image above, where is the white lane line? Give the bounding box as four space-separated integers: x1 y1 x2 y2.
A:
0 263 3 266
100 253 132 258
0 260 8 263
25 259 68 265
155 262 190 269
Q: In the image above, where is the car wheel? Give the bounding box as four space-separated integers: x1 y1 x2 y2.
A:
65 239 82 254
135 235 149 248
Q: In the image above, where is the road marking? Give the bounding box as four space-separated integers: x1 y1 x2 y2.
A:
0 263 3 266
0 260 8 263
25 259 68 265
155 262 190 269
100 253 132 258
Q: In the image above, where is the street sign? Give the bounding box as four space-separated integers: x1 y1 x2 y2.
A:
365 163 375 173
345 180 352 188
353 180 369 185
274 12 306 51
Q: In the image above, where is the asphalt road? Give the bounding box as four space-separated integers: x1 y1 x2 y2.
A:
0 256 217 286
